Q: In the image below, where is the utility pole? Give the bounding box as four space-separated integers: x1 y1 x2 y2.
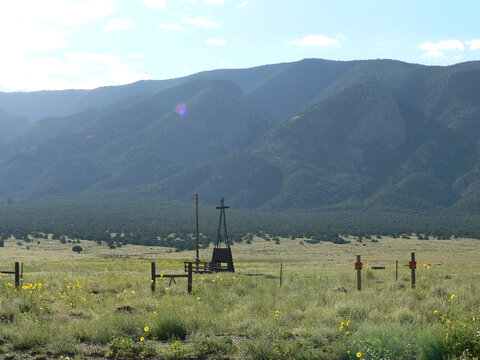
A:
195 194 200 265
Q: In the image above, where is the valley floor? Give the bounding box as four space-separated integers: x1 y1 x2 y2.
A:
1 236 479 359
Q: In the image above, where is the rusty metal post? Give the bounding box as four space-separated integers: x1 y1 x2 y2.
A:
151 262 156 292
187 263 193 293
410 252 416 289
356 255 362 290
14 262 20 288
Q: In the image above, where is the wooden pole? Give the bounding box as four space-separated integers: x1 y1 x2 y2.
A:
396 260 398 281
410 252 416 289
21 262 24 279
187 263 193 293
356 255 362 291
151 262 156 292
195 194 200 265
14 262 20 288
280 262 283 288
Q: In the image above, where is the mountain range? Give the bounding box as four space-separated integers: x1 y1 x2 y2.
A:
1 58 480 214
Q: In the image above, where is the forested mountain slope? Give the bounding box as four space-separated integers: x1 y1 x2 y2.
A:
1 59 480 216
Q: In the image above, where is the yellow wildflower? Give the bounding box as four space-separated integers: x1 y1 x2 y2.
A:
357 352 362 358
140 337 145 342
451 294 455 300
434 310 438 314
144 326 149 332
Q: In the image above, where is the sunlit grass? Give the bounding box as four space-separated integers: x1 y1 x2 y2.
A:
0 236 479 358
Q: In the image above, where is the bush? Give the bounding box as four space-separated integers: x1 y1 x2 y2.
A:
72 246 83 253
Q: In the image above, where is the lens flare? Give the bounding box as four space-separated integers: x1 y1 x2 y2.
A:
175 102 187 115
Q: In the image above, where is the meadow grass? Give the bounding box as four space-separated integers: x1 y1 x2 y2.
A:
0 236 479 359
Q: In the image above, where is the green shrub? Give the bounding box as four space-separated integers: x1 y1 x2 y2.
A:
151 315 188 341
163 340 190 360
105 337 154 359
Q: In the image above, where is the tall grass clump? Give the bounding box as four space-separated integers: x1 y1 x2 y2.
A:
150 313 188 341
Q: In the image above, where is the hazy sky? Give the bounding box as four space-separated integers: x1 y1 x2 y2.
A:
1 0 479 91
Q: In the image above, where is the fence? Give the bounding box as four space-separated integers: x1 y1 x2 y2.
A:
151 261 193 293
0 262 21 288
354 252 418 290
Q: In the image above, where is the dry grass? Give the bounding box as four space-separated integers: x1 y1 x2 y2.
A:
1 235 480 359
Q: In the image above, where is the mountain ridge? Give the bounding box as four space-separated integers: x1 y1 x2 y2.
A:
1 58 480 216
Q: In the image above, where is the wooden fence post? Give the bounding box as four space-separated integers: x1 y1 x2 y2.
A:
355 255 362 290
410 252 416 289
151 262 156 292
280 262 283 288
396 260 398 281
14 262 20 288
187 262 192 293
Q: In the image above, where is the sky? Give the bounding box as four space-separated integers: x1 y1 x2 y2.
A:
0 0 479 92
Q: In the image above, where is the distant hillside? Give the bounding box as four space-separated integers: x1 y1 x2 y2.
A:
0 107 30 139
0 79 270 194
0 61 289 122
1 58 480 218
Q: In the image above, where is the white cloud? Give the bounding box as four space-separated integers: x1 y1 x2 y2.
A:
237 1 248 8
65 52 121 65
466 39 480 50
130 52 144 59
417 39 465 58
418 39 465 52
141 0 166 10
206 38 226 45
158 23 186 33
0 0 115 26
0 0 114 58
102 19 136 31
181 16 220 27
289 34 339 47
105 67 150 85
421 50 445 58
0 22 71 56
0 51 149 91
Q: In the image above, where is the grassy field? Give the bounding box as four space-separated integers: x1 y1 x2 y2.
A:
1 235 480 359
